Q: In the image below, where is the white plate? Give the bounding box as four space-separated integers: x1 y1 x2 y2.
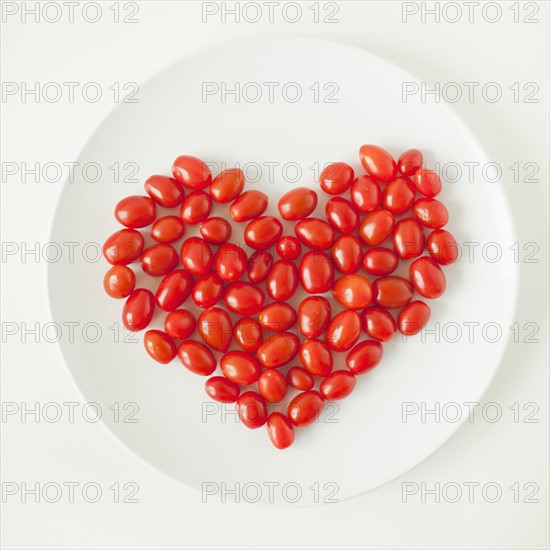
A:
48 35 518 504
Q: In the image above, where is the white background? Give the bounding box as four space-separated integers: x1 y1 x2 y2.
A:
1 1 549 549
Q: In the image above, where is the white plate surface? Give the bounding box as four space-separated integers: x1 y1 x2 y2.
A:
48 35 518 504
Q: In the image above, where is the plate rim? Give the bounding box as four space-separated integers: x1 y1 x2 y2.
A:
46 33 520 503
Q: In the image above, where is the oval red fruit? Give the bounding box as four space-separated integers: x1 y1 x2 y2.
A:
413 168 442 197
151 216 185 243
205 376 240 403
103 228 144 265
298 296 331 338
179 190 212 225
361 306 397 342
382 177 416 215
287 391 325 427
199 217 232 244
247 250 273 283
164 309 196 340
221 351 261 385
140 244 179 277
257 332 300 368
398 300 431 336
224 282 265 315
237 392 268 429
259 302 297 332
278 187 318 220
346 340 383 375
413 198 449 229
144 330 177 364
244 216 283 250
267 412 295 449
276 236 302 261
393 218 425 260
409 257 446 298
362 247 398 276
332 274 372 310
397 149 423 177
214 243 247 281
426 229 459 265
155 269 193 311
372 276 413 308
234 317 263 352
144 175 184 208
178 340 216 376
320 370 356 400
115 195 156 228
330 235 362 274
325 310 361 351
295 218 335 249
103 265 135 299
358 209 394 246
266 260 299 301
325 197 359 233
179 237 213 275
229 190 268 222
210 168 245 203
350 175 381 212
258 369 288 403
197 307 232 352
287 366 315 391
122 288 155 331
299 339 333 377
172 155 212 190
359 145 397 183
192 272 224 309
299 250 334 293
319 162 354 195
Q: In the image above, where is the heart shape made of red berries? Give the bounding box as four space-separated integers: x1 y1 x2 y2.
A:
102 145 458 450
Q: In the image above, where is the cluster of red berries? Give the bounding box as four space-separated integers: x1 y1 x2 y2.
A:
102 145 457 449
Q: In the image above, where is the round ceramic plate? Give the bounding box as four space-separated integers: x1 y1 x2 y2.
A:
48 35 518 504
